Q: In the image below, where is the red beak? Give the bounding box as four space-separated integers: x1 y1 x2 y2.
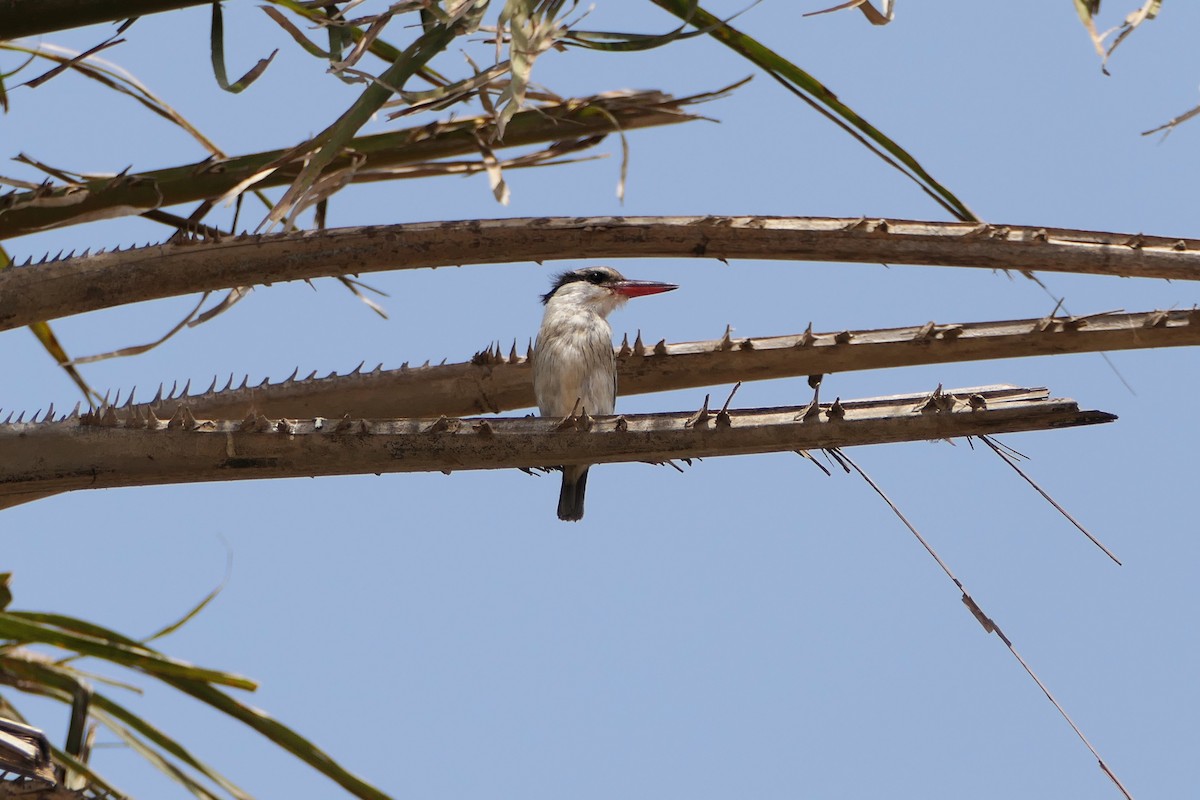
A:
612 280 678 299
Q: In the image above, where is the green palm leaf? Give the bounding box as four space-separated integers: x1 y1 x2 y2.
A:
1 600 390 800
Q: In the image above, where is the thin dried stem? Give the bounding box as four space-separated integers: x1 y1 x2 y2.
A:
978 434 1122 565
831 448 1134 800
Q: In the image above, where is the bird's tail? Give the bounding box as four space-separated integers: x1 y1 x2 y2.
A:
557 465 589 522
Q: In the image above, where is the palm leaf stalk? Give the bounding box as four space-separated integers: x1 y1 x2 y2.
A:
0 89 714 239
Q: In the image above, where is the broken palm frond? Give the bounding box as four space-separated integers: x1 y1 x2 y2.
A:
12 152 85 184
382 60 511 119
1142 101 1200 139
6 42 284 229
1073 0 1160 73
492 0 570 139
1073 0 1105 60
6 213 1200 333
833 449 1134 800
261 4 337 60
189 287 251 327
262 0 445 80
153 196 272 246
40 307 1188 423
339 145 606 183
276 153 367 232
0 89 716 239
44 744 120 796
20 33 125 89
0 385 1113 508
65 292 210 366
804 0 895 24
261 9 469 228
323 4 399 75
648 0 974 221
209 1 277 93
3 41 225 158
0 573 388 800
0 717 55 784
562 0 721 52
475 133 510 205
976 434 1121 565
141 208 228 239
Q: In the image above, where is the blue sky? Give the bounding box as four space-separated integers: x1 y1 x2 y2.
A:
4 2 1200 798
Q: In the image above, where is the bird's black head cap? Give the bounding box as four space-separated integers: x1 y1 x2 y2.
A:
540 267 621 304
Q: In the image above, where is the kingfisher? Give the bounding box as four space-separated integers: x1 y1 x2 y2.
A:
532 266 677 521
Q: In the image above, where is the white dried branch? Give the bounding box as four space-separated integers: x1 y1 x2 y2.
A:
99 308 1198 421
3 217 1200 332
0 386 1114 509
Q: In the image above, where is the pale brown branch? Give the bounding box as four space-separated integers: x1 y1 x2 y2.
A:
0 386 1113 509
98 308 1199 422
3 217 1199 333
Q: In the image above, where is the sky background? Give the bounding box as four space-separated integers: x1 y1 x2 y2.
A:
4 2 1200 798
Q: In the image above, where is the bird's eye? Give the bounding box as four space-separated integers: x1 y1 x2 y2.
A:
585 271 606 285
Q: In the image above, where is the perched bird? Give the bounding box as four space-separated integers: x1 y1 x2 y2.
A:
532 266 677 521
